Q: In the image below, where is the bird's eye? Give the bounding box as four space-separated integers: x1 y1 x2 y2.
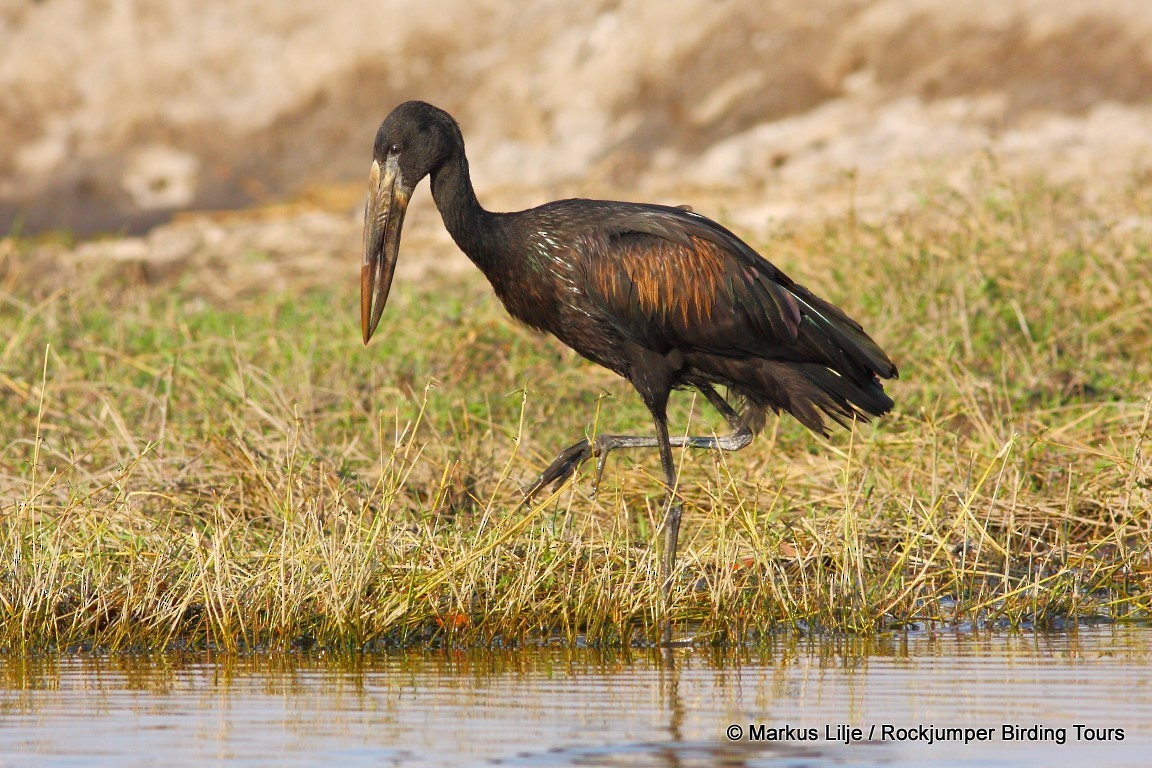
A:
389 143 401 155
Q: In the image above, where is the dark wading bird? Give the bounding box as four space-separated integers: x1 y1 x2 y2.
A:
361 102 897 637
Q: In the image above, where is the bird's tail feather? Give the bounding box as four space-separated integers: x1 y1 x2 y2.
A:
718 358 893 438
788 287 898 381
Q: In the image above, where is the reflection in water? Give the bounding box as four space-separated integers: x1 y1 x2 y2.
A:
0 627 1149 767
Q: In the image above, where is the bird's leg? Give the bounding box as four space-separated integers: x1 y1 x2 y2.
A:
522 384 752 643
522 433 653 501
696 384 744 432
648 408 682 645
522 385 753 502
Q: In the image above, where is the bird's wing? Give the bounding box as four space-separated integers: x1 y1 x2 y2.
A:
577 203 896 379
577 204 800 354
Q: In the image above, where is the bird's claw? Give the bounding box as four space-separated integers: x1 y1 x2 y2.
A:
522 438 596 503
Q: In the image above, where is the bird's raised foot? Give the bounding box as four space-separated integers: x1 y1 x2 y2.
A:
522 432 670 503
522 438 595 502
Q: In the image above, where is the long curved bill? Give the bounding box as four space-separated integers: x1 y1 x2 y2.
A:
361 155 410 344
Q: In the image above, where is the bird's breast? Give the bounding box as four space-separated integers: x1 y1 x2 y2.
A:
484 256 565 333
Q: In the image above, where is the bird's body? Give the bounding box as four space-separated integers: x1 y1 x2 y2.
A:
361 101 897 641
433 193 894 437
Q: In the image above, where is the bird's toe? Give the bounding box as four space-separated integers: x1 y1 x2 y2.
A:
524 439 595 501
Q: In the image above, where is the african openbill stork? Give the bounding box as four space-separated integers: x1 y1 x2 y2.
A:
361 101 897 632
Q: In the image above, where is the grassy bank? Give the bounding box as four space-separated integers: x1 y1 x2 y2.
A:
2 175 1151 651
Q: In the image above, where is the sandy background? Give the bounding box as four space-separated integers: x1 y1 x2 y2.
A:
2 0 1151 283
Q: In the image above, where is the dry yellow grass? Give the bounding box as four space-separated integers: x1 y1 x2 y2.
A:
1 171 1150 651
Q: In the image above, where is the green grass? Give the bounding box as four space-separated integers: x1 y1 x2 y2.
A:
1 173 1151 651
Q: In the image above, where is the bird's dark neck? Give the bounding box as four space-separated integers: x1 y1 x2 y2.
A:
430 152 505 273
429 149 560 332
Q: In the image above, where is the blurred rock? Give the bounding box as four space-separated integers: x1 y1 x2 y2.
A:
122 146 202 209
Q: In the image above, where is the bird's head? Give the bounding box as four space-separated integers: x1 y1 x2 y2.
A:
361 101 462 344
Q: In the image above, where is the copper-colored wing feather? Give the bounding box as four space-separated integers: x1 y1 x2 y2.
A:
584 231 802 353
572 203 897 384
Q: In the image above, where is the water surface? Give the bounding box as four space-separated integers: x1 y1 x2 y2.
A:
1 626 1148 767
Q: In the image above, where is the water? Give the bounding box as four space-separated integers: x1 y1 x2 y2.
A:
1 626 1148 767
